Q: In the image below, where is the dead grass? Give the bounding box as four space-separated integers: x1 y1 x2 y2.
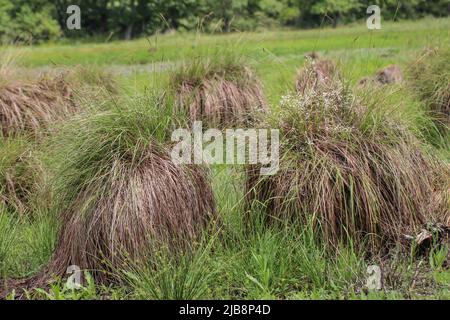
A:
295 58 340 94
358 65 403 87
170 55 268 127
0 51 118 138
23 96 218 288
0 75 77 137
246 69 448 251
45 145 216 282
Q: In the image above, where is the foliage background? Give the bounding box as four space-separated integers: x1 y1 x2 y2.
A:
0 0 449 43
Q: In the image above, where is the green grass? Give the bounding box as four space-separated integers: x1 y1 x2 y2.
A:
1 17 449 300
2 166 450 300
3 18 448 68
3 17 449 103
0 209 58 279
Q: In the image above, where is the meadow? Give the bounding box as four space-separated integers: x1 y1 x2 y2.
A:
0 17 449 300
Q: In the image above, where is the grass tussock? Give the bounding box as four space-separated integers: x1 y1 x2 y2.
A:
0 75 76 137
169 51 267 127
408 47 450 128
64 65 119 95
246 74 449 251
353 81 447 150
34 95 217 283
0 50 118 138
296 58 340 94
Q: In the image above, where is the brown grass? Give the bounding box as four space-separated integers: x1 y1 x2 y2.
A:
0 75 76 137
1 92 217 296
42 144 216 283
295 58 340 94
358 65 403 87
1 146 217 297
172 66 268 127
247 73 449 251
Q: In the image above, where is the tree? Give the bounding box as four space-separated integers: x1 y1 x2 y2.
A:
0 0 61 43
310 0 361 27
0 0 448 42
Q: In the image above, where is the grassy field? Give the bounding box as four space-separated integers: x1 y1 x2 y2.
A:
0 17 449 300
6 17 450 102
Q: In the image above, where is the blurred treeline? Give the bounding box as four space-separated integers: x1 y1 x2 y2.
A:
0 0 448 43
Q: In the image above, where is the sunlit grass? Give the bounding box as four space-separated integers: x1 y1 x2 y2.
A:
1 17 449 300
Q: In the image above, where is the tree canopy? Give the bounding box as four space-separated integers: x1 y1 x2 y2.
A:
0 0 448 43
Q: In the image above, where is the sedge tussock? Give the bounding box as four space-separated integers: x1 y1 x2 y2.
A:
246 76 449 251
296 58 340 94
408 47 450 129
169 53 268 127
29 96 217 285
0 75 76 137
0 57 118 138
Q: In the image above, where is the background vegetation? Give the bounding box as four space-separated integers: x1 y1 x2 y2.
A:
0 0 449 300
0 16 449 299
0 0 449 43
